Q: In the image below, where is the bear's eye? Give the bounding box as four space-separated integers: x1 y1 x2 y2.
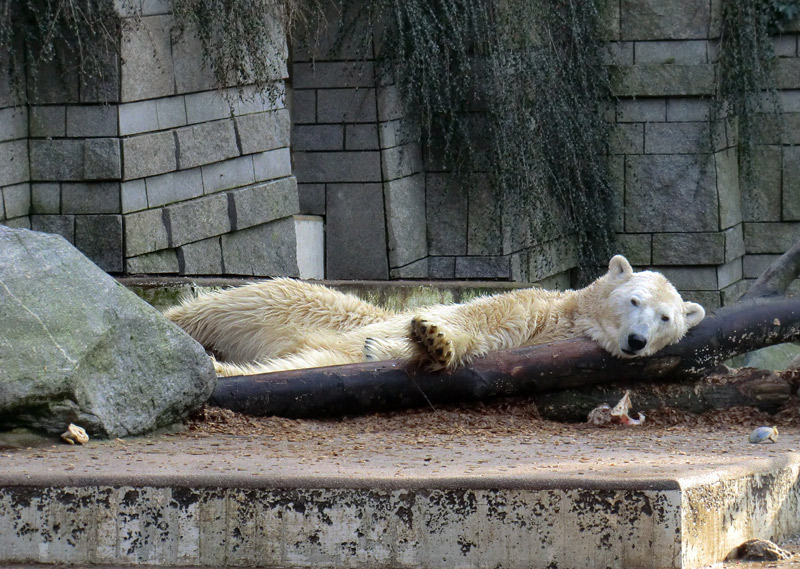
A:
630 298 639 307
661 314 670 322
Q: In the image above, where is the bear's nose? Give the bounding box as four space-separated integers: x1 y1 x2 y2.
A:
627 333 647 352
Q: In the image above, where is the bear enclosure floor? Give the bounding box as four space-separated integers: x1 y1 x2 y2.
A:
2 399 800 569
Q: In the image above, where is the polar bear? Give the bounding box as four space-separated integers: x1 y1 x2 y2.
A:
164 255 705 376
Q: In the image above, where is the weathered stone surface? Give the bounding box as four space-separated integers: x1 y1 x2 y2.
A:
146 168 203 208
75 215 124 273
652 232 725 265
84 138 122 180
616 233 653 266
326 183 388 279
253 148 293 182
744 222 800 254
120 15 175 102
616 98 666 122
236 108 290 155
611 65 715 97
455 256 510 279
166 193 231 247
317 88 377 123
724 224 746 262
66 106 118 138
426 173 467 256
716 147 741 229
783 145 800 220
180 237 223 274
201 156 255 194
298 183 325 215
124 208 169 256
0 140 31 186
743 145 781 222
29 139 83 181
293 151 381 183
30 215 75 244
346 124 379 150
0 225 215 437
221 219 300 276
467 176 502 256
0 107 27 142
620 0 713 40
2 183 31 219
122 131 177 180
645 122 707 154
625 154 718 232
384 174 427 267
30 183 60 214
126 249 180 274
293 61 375 89
292 125 343 151
230 178 299 231
175 120 239 170
29 106 66 138
61 182 120 215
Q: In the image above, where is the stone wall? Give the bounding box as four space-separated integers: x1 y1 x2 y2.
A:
290 0 800 305
0 1 320 278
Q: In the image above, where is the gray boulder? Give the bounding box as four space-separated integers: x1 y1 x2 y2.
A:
0 226 216 438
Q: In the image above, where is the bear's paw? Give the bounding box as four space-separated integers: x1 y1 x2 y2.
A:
411 316 454 369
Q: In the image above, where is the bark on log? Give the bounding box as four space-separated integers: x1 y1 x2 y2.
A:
210 295 800 418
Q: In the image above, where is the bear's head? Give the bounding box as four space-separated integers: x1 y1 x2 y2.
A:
583 255 705 358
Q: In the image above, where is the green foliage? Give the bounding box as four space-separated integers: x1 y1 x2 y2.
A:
345 0 616 281
0 0 125 101
717 0 800 185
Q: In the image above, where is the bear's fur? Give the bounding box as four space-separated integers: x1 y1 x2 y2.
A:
164 255 705 376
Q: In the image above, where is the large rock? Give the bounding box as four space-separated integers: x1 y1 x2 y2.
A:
0 226 216 438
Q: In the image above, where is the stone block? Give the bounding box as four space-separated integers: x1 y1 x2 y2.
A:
724 224 745 261
145 168 203 208
172 22 217 94
346 124 379 150
126 249 180 274
66 106 118 137
743 254 776 279
326 183 388 279
179 237 223 275
377 85 405 122
118 100 159 135
221 218 300 277
777 59 800 90
29 106 66 138
781 114 800 145
292 125 343 151
426 256 454 278
455 256 510 279
0 107 27 142
384 174 427 267
390 258 429 279
298 183 325 215
184 91 231 124
378 119 421 149
122 131 177 180
293 151 381 183
715 147 741 229
29 139 83 181
294 215 324 280
616 233 653 265
634 40 709 64
744 222 800 254
155 96 188 129
124 208 169 256
230 177 299 230
121 179 148 213
176 119 239 169
604 41 634 65
30 214 75 243
0 140 30 186
30 183 61 214
201 155 255 194
293 62 375 89
645 122 707 154
427 173 467 256
620 0 713 40
27 51 80 104
610 123 644 154
717 257 742 289
382 143 423 180
526 238 579 281
120 15 175 102
84 138 122 180
62 182 121 214
652 232 725 265
611 64 715 97
780 90 800 113
253 147 293 182
667 98 710 121
467 176 502 256
657 265 718 290
79 46 121 104
2 183 31 219
166 193 231 247
783 146 800 220
236 108 290 154
75 214 124 272
742 145 781 221
0 216 30 228
291 89 316 124
200 156 255 194
625 154 718 232
317 88 377 123
616 98 665 122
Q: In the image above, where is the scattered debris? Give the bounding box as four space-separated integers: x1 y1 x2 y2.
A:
61 424 89 445
726 538 793 562
587 391 645 426
749 426 779 444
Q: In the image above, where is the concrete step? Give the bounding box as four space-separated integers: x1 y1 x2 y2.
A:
1 426 799 569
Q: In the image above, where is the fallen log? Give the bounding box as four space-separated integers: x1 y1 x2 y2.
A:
209 295 800 418
210 242 800 419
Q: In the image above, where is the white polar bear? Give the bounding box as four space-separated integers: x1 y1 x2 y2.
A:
164 255 705 376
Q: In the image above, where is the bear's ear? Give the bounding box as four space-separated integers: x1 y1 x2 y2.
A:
684 302 705 328
607 255 633 280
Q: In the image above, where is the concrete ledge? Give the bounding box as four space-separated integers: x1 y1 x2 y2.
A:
1 429 799 569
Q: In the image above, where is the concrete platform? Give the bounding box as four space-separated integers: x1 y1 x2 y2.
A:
1 420 799 569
